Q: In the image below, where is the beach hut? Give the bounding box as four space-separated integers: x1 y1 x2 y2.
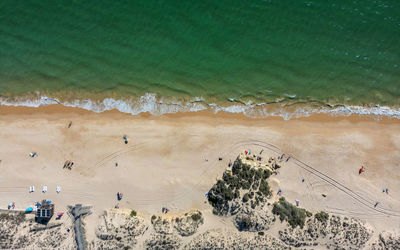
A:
35 200 54 223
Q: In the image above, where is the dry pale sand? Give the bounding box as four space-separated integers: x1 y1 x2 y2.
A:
0 105 400 244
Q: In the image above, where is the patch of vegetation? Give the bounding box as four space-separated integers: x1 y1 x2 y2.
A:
0 213 11 220
272 197 312 229
151 215 157 221
16 212 25 223
130 210 137 217
258 231 265 236
0 212 25 224
236 216 253 231
191 213 202 222
207 157 273 215
242 193 250 203
314 211 329 223
258 179 271 196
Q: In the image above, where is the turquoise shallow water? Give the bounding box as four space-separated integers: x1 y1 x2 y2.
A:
0 0 400 116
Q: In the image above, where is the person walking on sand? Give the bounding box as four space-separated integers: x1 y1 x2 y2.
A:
359 166 365 175
374 201 380 208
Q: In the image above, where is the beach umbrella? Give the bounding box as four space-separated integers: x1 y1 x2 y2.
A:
45 200 51 204
25 207 33 213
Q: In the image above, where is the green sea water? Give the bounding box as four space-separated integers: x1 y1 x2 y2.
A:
1 0 400 115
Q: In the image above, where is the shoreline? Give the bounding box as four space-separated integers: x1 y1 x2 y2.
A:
2 103 400 125
1 93 400 120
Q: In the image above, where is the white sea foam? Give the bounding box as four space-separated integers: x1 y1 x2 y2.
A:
1 93 400 120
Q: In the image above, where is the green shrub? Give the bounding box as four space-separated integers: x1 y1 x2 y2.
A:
272 197 311 228
258 179 271 196
242 193 250 203
315 211 329 223
236 216 253 231
151 215 156 221
16 212 25 223
191 213 202 222
263 169 272 179
130 210 137 217
258 231 265 236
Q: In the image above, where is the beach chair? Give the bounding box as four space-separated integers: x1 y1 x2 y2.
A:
56 186 61 193
42 186 47 193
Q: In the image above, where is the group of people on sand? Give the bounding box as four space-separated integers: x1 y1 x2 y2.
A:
63 160 74 170
7 202 15 210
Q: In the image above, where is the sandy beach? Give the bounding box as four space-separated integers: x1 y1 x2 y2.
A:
1 105 400 248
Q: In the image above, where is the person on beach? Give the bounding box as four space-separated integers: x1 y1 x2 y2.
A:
123 135 129 144
359 166 365 175
68 121 72 128
295 200 299 206
115 162 118 167
374 201 380 208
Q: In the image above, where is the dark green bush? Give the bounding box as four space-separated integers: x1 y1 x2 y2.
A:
263 169 272 179
191 213 202 222
259 179 271 196
236 216 253 231
258 231 264 236
242 193 250 202
314 211 329 223
130 210 137 217
272 197 311 228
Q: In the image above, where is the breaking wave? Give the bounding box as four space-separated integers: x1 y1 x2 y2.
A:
1 93 400 120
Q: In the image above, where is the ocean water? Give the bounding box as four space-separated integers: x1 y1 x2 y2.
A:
1 0 400 118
